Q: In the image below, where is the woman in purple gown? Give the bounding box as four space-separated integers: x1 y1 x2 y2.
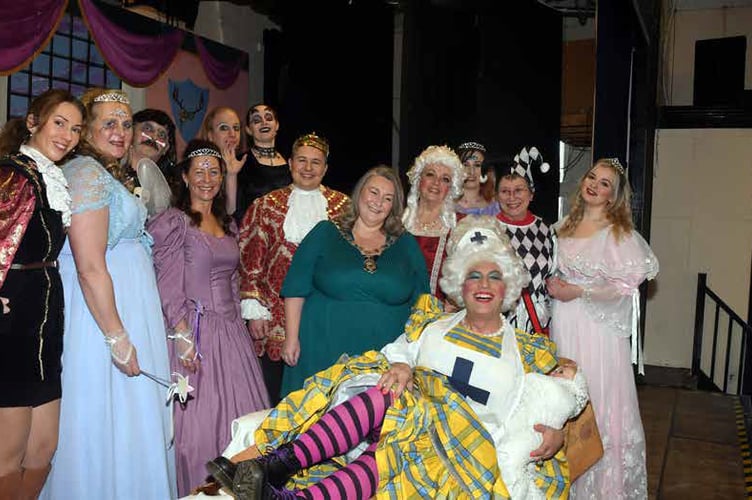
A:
148 139 270 496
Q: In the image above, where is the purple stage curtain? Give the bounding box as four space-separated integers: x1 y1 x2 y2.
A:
78 0 184 87
195 36 245 90
0 0 68 75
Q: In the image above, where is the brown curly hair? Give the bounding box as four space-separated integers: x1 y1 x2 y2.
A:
558 158 634 240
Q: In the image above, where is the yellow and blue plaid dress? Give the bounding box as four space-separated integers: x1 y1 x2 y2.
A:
254 295 569 499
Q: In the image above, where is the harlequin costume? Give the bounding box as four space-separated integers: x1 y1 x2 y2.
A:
238 184 349 401
497 210 555 335
0 149 67 408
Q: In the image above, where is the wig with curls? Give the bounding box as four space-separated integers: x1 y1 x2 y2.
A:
337 165 405 239
558 158 634 240
439 215 530 310
403 145 464 231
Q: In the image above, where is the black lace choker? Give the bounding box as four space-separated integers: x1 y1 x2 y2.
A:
252 145 277 159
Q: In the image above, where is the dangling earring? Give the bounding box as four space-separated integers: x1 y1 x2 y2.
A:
479 174 488 183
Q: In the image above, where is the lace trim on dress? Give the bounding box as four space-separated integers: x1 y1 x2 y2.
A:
283 186 328 244
20 145 72 227
240 298 272 321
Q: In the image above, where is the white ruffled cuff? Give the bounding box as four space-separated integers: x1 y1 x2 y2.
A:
241 299 272 320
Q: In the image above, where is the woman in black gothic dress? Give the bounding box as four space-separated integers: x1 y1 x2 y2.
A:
233 103 290 221
0 89 84 497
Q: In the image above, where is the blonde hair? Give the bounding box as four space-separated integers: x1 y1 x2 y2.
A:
200 107 240 143
558 158 634 240
77 88 135 191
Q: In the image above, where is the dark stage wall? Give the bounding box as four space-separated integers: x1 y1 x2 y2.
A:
400 0 563 223
262 0 562 219
262 0 394 195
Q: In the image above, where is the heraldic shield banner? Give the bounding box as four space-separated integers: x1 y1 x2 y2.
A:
169 78 209 143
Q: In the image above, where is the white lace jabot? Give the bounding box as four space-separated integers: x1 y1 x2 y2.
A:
20 145 72 227
283 186 328 244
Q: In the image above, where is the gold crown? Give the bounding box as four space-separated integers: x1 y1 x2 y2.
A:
294 132 329 157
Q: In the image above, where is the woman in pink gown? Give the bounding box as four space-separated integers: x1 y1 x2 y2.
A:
148 139 269 496
547 158 658 499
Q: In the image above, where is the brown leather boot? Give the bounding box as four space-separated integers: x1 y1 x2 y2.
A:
0 469 23 500
18 465 50 500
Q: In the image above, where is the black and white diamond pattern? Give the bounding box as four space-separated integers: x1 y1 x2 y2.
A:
505 219 552 293
501 217 554 333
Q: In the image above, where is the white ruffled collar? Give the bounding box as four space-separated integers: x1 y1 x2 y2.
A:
283 186 328 244
20 145 72 227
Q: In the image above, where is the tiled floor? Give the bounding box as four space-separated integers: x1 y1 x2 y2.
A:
639 386 748 499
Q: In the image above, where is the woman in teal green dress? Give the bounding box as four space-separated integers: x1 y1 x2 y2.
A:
279 166 429 397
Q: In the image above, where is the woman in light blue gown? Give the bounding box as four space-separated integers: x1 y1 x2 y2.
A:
41 88 176 500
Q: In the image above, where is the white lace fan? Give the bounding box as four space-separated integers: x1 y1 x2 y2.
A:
136 158 172 217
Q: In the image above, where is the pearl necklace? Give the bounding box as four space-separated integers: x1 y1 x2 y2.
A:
460 316 505 337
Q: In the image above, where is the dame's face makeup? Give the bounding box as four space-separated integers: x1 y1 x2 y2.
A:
462 261 506 316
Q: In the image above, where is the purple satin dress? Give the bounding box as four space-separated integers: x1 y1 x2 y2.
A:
149 208 270 496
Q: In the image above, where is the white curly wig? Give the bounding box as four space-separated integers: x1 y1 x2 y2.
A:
439 215 531 310
402 145 465 231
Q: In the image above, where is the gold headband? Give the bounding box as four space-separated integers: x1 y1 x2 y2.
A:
294 132 329 158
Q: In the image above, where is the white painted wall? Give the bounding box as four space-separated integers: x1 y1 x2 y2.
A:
646 128 752 368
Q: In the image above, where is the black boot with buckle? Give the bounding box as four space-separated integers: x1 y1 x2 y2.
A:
206 442 302 499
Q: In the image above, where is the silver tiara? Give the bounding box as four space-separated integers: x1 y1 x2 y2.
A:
458 141 486 153
187 148 222 160
93 92 130 105
604 158 625 175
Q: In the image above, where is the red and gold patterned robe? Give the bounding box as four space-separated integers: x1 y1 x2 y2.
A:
0 157 37 288
238 185 349 360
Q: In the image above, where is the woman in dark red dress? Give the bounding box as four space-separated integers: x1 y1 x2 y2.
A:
0 89 84 496
401 145 464 301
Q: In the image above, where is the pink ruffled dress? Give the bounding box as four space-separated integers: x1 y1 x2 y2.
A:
550 225 658 499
